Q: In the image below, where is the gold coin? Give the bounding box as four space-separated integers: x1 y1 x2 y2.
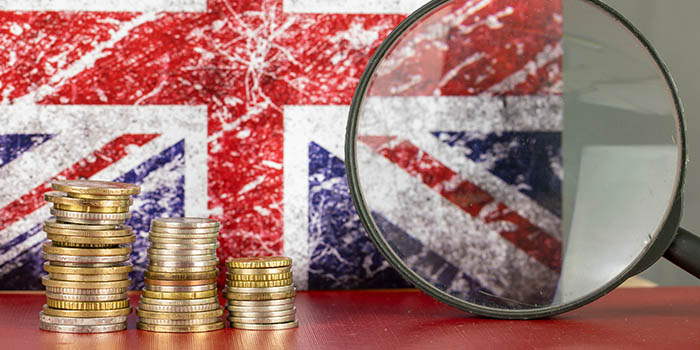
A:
50 241 115 248
230 320 298 330
226 256 292 269
52 180 140 196
148 242 219 250
151 217 219 229
42 305 132 318
226 279 293 288
150 226 219 234
141 288 218 300
227 298 294 307
148 259 218 267
67 193 132 200
144 278 216 286
44 218 121 231
42 242 131 256
53 203 130 213
47 233 136 246
137 321 224 333
225 285 294 294
226 303 295 313
227 266 291 275
44 226 132 238
51 208 130 223
223 290 296 301
146 265 217 273
41 276 131 289
228 307 296 318
136 308 223 320
139 296 218 306
46 292 127 302
148 236 218 244
227 314 296 324
228 271 292 281
144 270 218 280
46 298 130 310
49 273 129 282
147 247 217 256
44 191 133 207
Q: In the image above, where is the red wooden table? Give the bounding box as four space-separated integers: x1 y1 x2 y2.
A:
0 288 698 349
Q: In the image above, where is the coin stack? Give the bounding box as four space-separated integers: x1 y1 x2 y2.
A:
137 217 224 333
39 180 139 333
224 257 299 330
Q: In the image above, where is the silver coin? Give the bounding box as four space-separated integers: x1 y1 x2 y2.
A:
148 236 218 244
227 297 295 307
45 286 128 295
151 217 220 229
139 296 219 306
137 302 220 313
147 254 217 262
226 303 295 313
47 261 126 268
44 218 121 231
146 265 217 273
39 311 127 325
42 252 130 264
148 242 219 250
228 307 296 318
144 283 216 292
149 226 220 234
51 208 131 221
230 320 299 330
148 259 218 268
227 314 296 324
147 248 217 256
40 321 126 333
138 317 221 326
224 285 295 294
45 292 128 302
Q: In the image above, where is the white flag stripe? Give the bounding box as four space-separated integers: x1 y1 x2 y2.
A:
0 206 50 266
284 0 425 14
0 0 206 12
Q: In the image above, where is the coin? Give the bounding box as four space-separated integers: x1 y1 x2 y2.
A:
141 289 218 300
151 217 220 229
45 292 127 302
148 259 218 268
227 256 292 269
227 314 296 324
137 321 224 333
137 302 220 313
138 317 222 326
144 283 216 293
150 226 220 234
227 266 291 275
44 191 134 207
40 321 127 333
225 285 295 294
148 236 218 244
148 242 219 250
39 311 127 325
42 305 132 317
53 203 130 213
41 252 130 264
45 286 128 295
44 218 121 231
223 290 296 301
46 298 130 310
51 208 131 223
47 234 136 246
148 254 217 262
43 262 133 275
144 270 218 280
144 278 216 286
226 303 295 313
146 265 217 273
230 320 298 330
227 298 295 307
52 180 140 196
139 296 218 306
42 242 131 256
228 271 293 281
136 308 223 320
67 193 132 200
49 273 129 282
227 279 293 288
147 248 217 256
50 241 116 248
42 276 131 289
228 308 296 318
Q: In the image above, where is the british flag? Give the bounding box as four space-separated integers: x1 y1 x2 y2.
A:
0 0 562 297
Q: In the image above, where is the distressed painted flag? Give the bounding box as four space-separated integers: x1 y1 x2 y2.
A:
0 0 562 296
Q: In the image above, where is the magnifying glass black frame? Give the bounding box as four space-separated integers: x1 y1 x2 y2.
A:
345 0 699 319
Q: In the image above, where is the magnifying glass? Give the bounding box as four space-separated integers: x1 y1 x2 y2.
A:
345 0 700 319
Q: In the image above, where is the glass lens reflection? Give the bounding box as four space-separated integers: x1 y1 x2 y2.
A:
354 0 679 310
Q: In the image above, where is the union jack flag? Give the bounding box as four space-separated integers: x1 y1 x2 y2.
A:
0 0 562 298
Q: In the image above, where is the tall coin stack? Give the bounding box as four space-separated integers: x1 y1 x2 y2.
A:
39 180 139 333
225 257 299 330
137 217 224 333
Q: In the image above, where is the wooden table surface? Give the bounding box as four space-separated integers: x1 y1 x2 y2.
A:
0 288 698 349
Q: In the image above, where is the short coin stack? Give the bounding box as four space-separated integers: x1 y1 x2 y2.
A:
40 180 139 333
137 217 224 333
225 257 298 330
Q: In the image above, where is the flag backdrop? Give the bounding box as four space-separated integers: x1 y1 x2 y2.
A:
0 0 562 291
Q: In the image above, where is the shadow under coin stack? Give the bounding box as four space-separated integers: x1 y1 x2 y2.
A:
225 257 299 330
39 180 139 333
137 218 224 332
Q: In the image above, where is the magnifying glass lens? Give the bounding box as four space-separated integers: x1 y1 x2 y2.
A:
350 0 682 315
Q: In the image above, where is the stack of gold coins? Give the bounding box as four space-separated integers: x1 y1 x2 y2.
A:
137 217 224 333
39 180 139 333
224 257 298 330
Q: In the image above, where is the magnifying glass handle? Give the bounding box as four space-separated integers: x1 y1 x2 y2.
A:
664 227 700 279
